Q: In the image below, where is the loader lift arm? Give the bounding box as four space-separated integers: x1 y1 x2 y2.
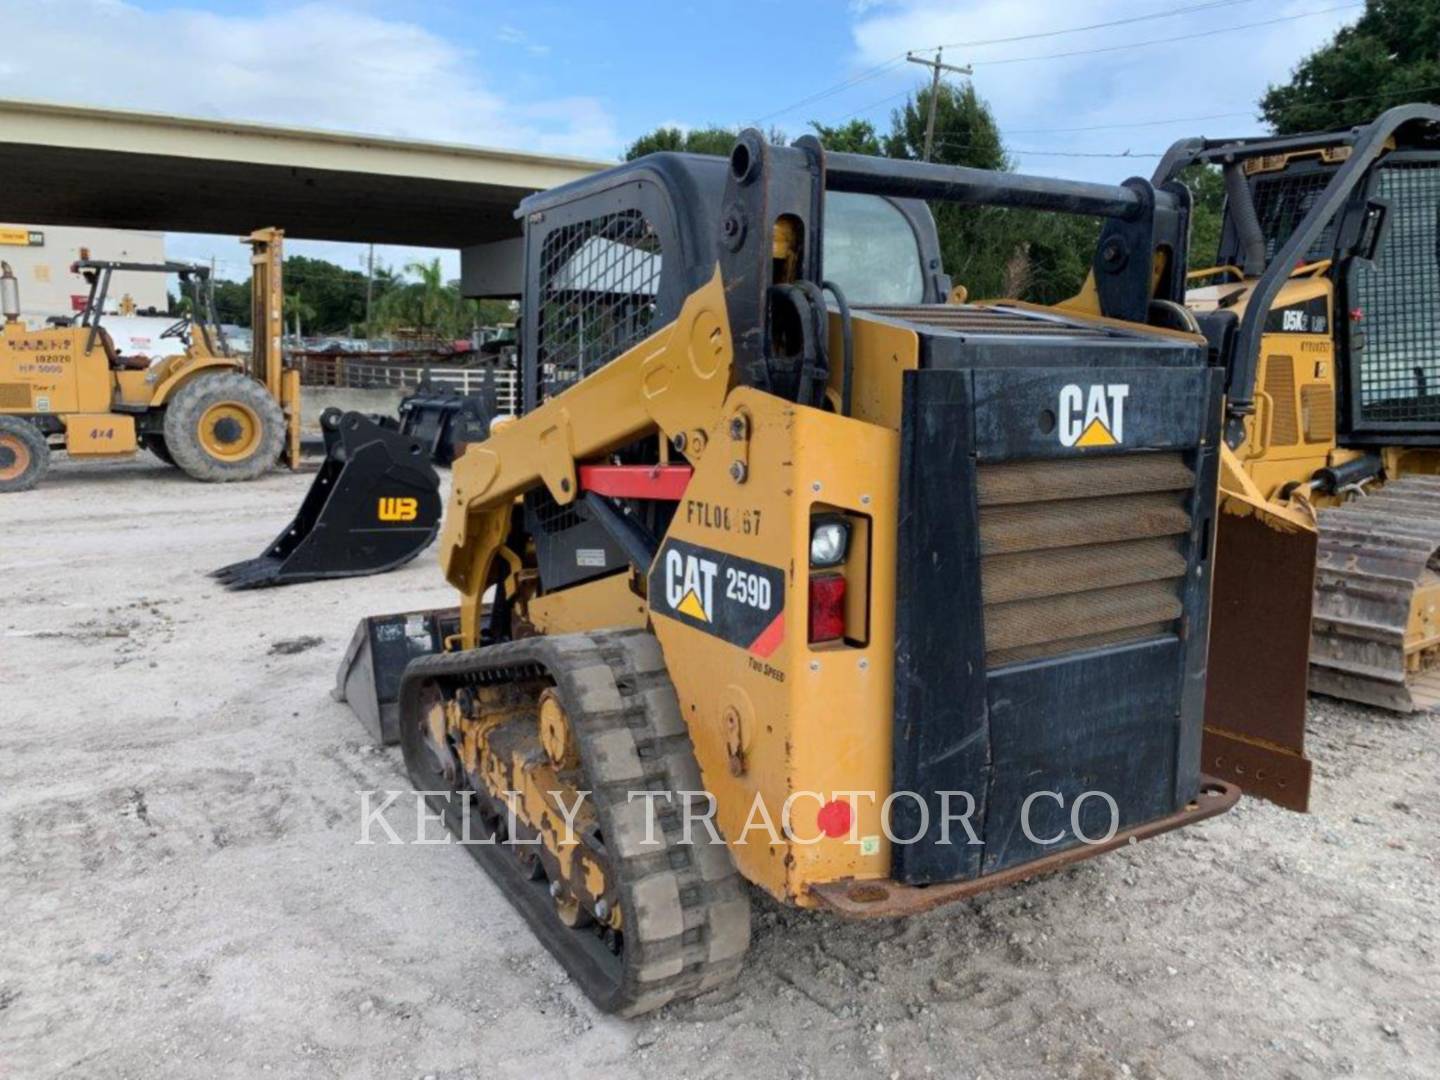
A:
441 272 736 646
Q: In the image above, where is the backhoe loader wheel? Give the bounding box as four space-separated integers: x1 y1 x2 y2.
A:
0 416 50 493
398 631 752 1017
163 372 285 482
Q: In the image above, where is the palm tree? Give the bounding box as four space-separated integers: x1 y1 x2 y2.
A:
376 258 476 341
283 291 315 340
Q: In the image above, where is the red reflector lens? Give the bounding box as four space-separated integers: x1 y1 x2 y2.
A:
808 573 846 643
817 799 852 838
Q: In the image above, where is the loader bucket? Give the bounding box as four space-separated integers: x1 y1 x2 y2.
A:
1202 486 1317 811
333 606 460 743
396 376 496 467
212 409 442 590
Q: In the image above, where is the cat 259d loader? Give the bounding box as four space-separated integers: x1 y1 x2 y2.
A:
342 133 1307 1016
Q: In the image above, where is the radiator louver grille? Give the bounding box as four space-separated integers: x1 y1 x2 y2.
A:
1302 383 1335 443
0 383 32 409
1265 354 1299 445
977 455 1193 667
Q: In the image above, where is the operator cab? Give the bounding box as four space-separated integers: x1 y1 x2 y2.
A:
72 258 226 370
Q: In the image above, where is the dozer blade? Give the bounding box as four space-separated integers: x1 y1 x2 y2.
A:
1203 480 1317 812
212 409 442 590
1310 476 1440 712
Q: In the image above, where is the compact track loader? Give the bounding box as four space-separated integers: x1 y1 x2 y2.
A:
0 228 299 492
1157 105 1440 721
366 133 1262 1016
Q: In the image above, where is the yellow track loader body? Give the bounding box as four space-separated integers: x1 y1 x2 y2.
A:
386 132 1249 1015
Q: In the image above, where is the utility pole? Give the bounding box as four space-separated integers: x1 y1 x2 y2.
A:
364 243 375 341
906 49 973 162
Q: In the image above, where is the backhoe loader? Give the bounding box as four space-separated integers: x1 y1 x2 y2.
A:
1155 105 1440 721
0 227 299 491
350 133 1278 1016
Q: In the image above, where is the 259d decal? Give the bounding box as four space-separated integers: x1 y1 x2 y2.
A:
650 537 786 658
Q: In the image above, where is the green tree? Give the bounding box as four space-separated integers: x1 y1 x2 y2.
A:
1175 164 1227 270
882 81 1008 167
283 290 315 338
807 118 882 154
623 125 789 162
282 255 372 334
211 278 251 326
1260 0 1440 133
473 298 517 326
624 85 1114 305
882 80 1097 302
374 258 510 340
624 125 740 161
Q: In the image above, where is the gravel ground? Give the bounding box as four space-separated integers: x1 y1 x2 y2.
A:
2 452 1437 1080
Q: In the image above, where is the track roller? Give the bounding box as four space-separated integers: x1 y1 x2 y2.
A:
397 629 751 1016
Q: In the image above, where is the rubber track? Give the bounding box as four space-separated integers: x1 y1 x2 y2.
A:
1312 475 1440 712
398 629 751 1016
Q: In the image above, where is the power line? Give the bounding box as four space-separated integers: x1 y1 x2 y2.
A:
820 81 1440 167
1006 110 1256 135
969 4 1363 66
932 138 1162 159
833 77 1440 161
907 50 973 160
1012 149 1163 159
749 54 908 125
834 88 913 124
825 6 1365 128
759 1 1383 148
751 0 1275 126
930 0 1260 50
1004 84 1440 135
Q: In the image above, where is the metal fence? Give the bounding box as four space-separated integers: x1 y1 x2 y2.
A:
296 354 519 415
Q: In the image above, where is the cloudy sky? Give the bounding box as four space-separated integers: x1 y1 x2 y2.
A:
0 0 1361 281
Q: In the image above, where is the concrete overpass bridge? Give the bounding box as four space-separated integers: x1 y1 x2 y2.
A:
0 98 607 294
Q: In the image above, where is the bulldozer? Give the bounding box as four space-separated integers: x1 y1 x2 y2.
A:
1154 105 1440 721
354 132 1274 1016
0 227 299 491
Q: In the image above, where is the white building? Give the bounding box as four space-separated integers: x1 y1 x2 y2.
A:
0 223 167 328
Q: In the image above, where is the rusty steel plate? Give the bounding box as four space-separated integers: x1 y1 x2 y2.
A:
809 777 1241 920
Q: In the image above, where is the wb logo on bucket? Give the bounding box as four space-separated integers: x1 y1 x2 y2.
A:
1058 384 1129 448
377 497 419 523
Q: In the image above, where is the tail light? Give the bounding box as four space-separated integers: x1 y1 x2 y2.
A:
808 573 846 644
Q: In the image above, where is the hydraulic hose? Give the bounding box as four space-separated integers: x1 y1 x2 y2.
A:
1224 162 1267 278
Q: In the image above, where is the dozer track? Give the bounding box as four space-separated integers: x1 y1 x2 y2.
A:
1311 475 1440 712
397 629 751 1016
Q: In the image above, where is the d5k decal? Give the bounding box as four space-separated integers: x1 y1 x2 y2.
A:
651 537 786 658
